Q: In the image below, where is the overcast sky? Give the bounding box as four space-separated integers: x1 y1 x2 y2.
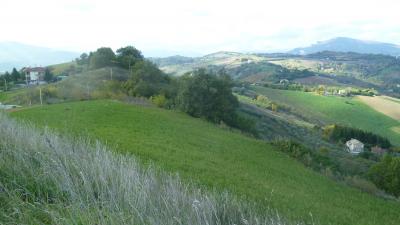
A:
1 0 399 56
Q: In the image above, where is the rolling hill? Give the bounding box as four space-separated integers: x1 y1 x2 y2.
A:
10 100 400 225
289 37 400 56
251 86 400 146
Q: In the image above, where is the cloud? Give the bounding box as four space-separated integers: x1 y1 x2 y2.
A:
0 0 399 56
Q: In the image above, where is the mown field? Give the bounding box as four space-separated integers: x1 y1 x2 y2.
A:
10 100 400 225
358 95 400 121
252 86 400 146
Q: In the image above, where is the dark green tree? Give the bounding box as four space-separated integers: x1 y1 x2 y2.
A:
11 68 21 82
3 71 12 82
44 68 54 82
176 69 238 124
89 47 116 69
123 60 170 97
76 53 89 65
116 46 144 69
368 155 400 196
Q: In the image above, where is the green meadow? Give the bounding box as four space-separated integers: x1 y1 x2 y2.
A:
11 100 400 225
252 86 400 146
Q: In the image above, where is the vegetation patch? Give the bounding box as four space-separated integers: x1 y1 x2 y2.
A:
0 114 286 225
252 86 400 146
11 100 400 225
358 95 400 120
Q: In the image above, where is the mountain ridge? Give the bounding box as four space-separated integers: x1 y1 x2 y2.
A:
0 42 79 72
289 37 400 56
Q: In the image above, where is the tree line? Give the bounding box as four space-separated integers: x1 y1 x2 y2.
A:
76 46 256 134
0 68 54 90
324 124 391 149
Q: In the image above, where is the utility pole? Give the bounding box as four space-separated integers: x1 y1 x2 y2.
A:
110 68 113 81
86 83 90 98
3 78 7 92
39 87 43 106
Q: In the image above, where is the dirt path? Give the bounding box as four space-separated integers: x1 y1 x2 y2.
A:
358 95 400 121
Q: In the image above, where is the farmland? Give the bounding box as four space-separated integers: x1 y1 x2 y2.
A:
358 95 400 121
10 100 400 225
251 86 400 146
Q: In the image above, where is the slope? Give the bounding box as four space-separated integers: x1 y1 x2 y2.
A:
11 100 400 225
252 86 400 146
289 37 400 56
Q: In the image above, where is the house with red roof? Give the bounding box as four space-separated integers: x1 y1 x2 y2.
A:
22 67 46 84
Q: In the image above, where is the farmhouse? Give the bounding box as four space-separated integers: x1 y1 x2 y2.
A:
22 67 46 84
345 139 364 154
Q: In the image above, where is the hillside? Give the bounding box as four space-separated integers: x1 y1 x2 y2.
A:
152 50 400 95
1 66 130 105
0 114 282 225
251 86 400 146
151 52 315 82
10 100 400 225
289 37 400 56
0 42 79 72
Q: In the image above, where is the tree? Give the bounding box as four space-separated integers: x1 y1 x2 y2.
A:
123 60 170 97
44 68 54 82
89 47 116 69
11 68 20 82
368 155 400 196
3 72 11 82
116 46 144 69
76 53 89 65
176 69 238 124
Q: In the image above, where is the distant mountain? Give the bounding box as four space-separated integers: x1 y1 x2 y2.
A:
0 42 79 72
289 37 400 56
149 55 196 67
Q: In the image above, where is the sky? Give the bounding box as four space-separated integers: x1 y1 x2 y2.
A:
1 0 399 56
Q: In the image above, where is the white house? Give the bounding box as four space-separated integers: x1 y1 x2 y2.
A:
23 67 46 84
345 139 364 154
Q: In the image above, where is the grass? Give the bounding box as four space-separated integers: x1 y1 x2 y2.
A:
358 96 400 120
49 61 80 76
0 88 28 104
0 114 283 225
252 86 400 146
1 67 129 105
10 100 400 225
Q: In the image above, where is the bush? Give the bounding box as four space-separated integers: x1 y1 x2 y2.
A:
368 155 400 197
124 60 171 98
150 94 167 107
271 140 338 172
344 176 381 195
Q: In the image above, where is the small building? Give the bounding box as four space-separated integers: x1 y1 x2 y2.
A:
279 79 289 85
345 139 364 154
22 67 46 84
371 146 387 155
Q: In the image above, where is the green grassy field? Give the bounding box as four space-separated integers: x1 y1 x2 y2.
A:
10 100 400 225
252 86 400 146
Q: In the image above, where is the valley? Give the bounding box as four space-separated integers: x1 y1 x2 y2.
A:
1 40 400 225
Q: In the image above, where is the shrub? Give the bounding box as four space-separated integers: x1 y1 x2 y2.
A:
150 94 167 107
368 155 400 197
271 140 338 172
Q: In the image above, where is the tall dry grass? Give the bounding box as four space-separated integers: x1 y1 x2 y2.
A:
0 114 295 225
